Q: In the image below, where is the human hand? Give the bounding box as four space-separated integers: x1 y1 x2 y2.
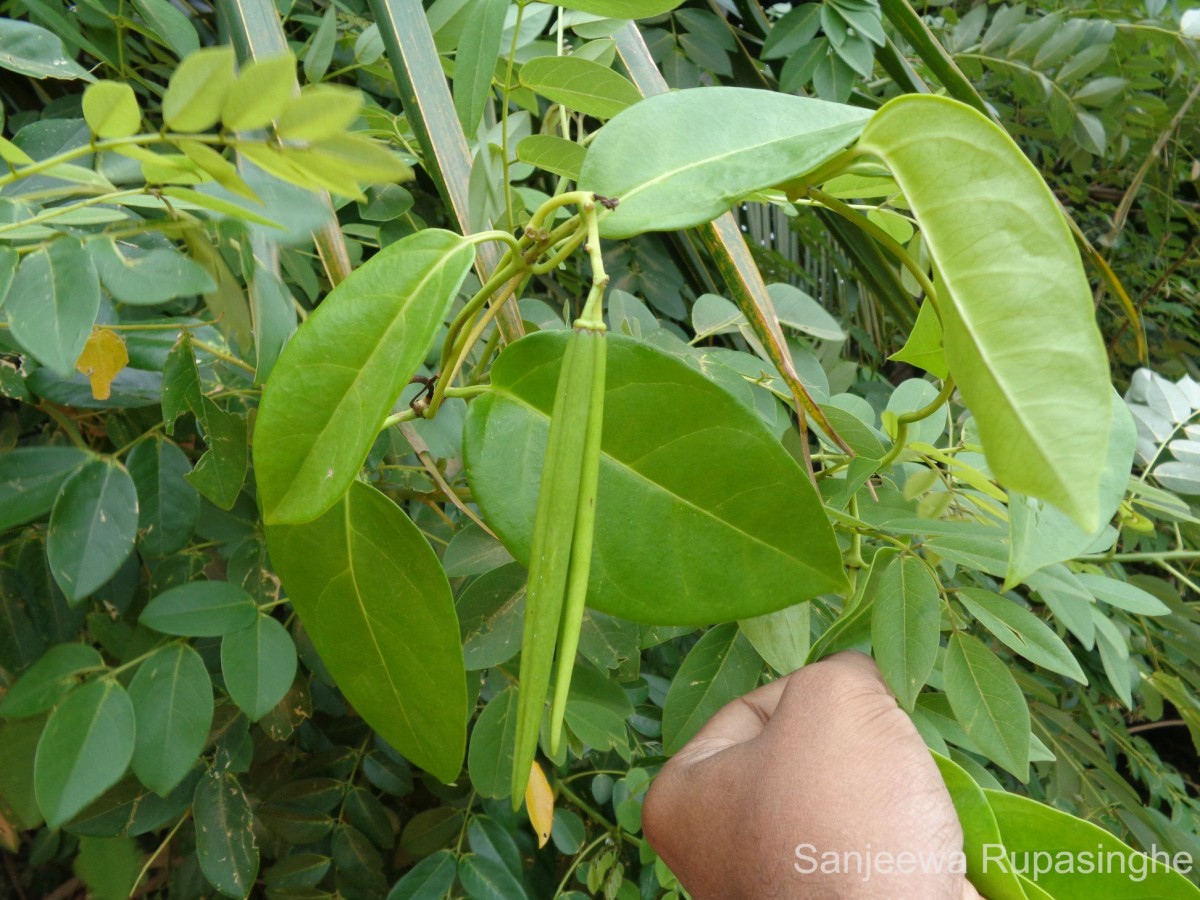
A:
642 651 984 899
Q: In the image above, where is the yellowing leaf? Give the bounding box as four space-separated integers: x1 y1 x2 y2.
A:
75 329 128 400
524 760 554 848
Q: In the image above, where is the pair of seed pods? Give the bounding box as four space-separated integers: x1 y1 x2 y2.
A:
511 320 607 805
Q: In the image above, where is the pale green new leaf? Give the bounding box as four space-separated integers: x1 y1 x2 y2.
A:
579 87 871 238
519 56 641 120
222 53 297 131
516 135 585 180
857 95 1111 531
255 229 473 524
266 482 468 783
163 46 237 132
82 82 141 137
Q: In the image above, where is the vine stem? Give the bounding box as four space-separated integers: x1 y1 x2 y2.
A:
0 133 225 188
554 831 613 898
0 189 145 235
129 811 190 896
877 376 956 469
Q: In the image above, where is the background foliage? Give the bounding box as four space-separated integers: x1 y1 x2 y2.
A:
0 0 1197 895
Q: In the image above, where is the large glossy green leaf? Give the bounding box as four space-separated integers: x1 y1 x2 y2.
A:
518 56 640 120
6 238 101 377
985 790 1200 898
128 644 213 796
34 680 135 828
578 87 871 239
465 332 847 625
857 95 1111 531
221 613 297 721
931 751 1028 900
661 623 761 753
870 554 940 710
0 447 90 532
944 633 1030 781
47 458 138 604
255 229 474 524
266 482 467 783
194 769 259 898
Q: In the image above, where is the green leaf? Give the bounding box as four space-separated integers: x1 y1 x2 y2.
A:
564 660 634 752
464 331 848 625
943 633 1030 780
1077 573 1170 615
453 0 508 133
0 447 90 532
442 522 514 576
986 790 1200 897
127 436 199 557
128 644 213 796
256 228 473 524
458 561 525 670
931 751 1028 900
303 5 338 82
467 687 517 799
458 853 528 900
221 614 297 721
34 680 135 828
82 82 141 137
266 482 468 783
139 581 258 637
75 835 141 900
194 769 259 898
186 398 248 510
222 53 297 131
579 87 871 239
662 623 761 753
1006 392 1135 584
92 238 216 306
6 238 101 377
738 604 809 674
519 56 641 120
163 46 237 132
957 588 1087 683
0 17 94 80
131 0 199 57
890 300 947 378
47 459 138 604
386 849 458 899
554 0 685 17
857 95 1111 531
0 643 104 719
276 84 362 141
870 555 940 710
516 135 586 180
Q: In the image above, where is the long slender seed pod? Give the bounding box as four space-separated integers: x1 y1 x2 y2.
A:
510 329 597 805
548 324 607 755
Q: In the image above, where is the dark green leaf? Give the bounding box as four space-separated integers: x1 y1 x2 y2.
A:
386 849 458 900
457 853 527 900
139 581 258 637
267 482 468 783
0 446 90 532
0 643 104 719
34 680 135 828
255 229 473 524
0 18 93 80
128 644 212 796
7 238 101 377
662 623 761 753
442 522 514 576
127 436 199 556
47 458 138 604
458 562 525 670
131 0 199 57
194 769 259 898
221 614 297 721
465 332 847 625
468 686 517 799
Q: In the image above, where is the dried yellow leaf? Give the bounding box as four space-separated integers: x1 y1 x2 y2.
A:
524 760 554 848
75 328 128 400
